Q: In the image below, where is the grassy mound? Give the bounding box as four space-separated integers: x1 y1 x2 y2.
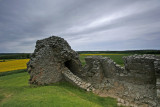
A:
0 72 120 107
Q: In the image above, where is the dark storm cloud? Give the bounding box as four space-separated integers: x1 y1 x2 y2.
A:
0 0 160 52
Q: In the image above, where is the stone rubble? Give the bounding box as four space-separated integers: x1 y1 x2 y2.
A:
62 67 95 91
83 54 160 107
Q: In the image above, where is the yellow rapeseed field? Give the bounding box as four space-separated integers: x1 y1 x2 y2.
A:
0 59 29 72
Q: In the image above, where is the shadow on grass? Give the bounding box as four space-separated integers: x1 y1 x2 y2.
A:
50 82 118 107
0 94 5 102
0 69 27 77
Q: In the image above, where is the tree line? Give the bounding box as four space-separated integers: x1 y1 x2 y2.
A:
0 50 159 59
77 50 160 54
0 53 31 59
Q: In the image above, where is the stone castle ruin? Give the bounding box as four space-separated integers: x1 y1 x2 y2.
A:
27 36 160 107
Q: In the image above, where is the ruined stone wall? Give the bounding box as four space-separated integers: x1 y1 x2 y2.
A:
154 59 160 102
83 55 160 107
27 36 94 91
28 36 160 107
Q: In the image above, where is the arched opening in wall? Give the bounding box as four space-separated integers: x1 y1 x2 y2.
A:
64 60 76 75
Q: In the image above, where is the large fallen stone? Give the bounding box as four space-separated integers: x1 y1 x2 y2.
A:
27 36 83 85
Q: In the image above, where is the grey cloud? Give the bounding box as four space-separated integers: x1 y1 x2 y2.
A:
0 0 160 52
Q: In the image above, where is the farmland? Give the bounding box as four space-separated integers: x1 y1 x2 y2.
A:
1 52 159 107
79 54 129 66
1 52 159 106
0 54 127 107
0 59 29 72
0 54 126 73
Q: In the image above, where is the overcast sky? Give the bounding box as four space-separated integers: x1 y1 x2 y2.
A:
0 0 160 53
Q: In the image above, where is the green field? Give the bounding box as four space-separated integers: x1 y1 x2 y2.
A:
0 51 159 106
79 54 129 66
0 54 129 107
0 72 120 107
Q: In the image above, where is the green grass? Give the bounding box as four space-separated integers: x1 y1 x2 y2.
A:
79 54 129 66
0 72 119 107
0 54 128 107
0 95 4 102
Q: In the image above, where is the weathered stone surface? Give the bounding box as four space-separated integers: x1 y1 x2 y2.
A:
154 59 160 103
27 36 83 85
83 54 160 107
62 67 95 91
83 56 104 88
123 54 156 85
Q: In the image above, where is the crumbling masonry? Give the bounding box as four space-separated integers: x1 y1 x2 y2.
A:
27 36 160 107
